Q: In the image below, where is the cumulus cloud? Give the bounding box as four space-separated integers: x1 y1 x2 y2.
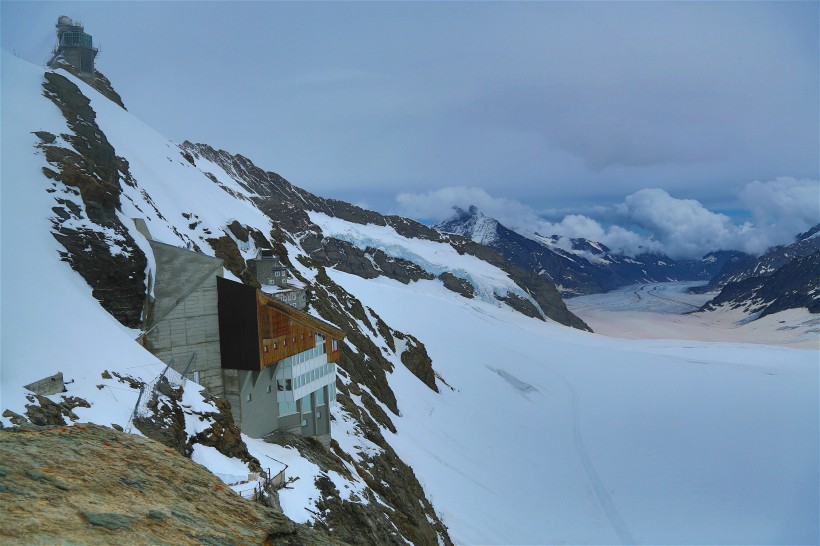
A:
395 178 820 260
738 177 820 251
615 188 745 258
395 186 539 225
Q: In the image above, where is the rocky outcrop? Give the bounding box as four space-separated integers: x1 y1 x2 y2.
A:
0 424 345 545
47 57 127 109
206 232 260 288
395 332 439 393
496 292 544 321
133 376 261 471
40 72 147 327
693 224 820 295
439 271 475 298
700 250 820 318
2 394 90 428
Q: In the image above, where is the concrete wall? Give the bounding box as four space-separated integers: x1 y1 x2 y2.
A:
292 386 330 439
237 367 281 438
24 372 65 396
59 47 96 77
144 273 224 396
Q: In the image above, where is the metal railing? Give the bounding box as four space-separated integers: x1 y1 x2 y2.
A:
234 462 288 502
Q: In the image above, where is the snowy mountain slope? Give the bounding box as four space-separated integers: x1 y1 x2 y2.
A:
2 50 818 545
325 271 818 545
180 142 589 331
436 206 744 296
699 250 820 318
692 223 820 294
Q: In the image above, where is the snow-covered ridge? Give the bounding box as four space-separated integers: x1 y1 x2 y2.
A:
308 210 544 313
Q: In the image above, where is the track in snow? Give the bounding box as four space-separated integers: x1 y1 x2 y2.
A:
545 368 636 545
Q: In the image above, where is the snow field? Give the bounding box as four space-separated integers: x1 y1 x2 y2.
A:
326 270 819 545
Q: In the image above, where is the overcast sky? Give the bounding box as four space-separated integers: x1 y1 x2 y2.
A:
2 1 818 258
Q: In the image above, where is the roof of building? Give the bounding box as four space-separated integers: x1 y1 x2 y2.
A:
257 290 345 340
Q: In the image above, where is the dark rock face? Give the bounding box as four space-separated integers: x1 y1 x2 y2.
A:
700 250 820 318
48 57 127 109
206 232 260 288
132 376 188 456
40 72 147 327
132 375 261 471
2 394 91 428
496 292 544 321
694 225 820 295
269 427 452 546
186 392 262 473
395 332 439 393
439 272 475 298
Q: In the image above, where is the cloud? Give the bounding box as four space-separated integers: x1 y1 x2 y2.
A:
396 178 820 260
395 186 538 224
739 177 820 247
394 186 664 255
615 188 744 258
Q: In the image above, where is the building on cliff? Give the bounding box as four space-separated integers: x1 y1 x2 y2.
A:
250 249 308 310
135 220 343 444
47 16 98 79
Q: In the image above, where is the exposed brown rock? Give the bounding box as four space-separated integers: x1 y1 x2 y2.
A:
0 424 346 545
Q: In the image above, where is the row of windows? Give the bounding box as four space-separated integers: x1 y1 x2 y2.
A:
266 332 315 353
60 31 93 48
275 292 299 302
277 335 326 365
276 362 334 392
278 384 337 416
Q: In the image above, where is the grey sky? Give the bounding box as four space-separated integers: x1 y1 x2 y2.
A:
2 1 818 257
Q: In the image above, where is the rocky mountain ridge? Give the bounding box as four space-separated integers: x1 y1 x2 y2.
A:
691 224 820 294
435 206 746 296
182 142 590 331
699 249 820 318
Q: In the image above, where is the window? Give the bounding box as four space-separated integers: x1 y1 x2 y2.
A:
301 395 311 414
278 401 297 416
266 385 272 393
246 393 252 402
332 339 339 352
316 388 325 405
